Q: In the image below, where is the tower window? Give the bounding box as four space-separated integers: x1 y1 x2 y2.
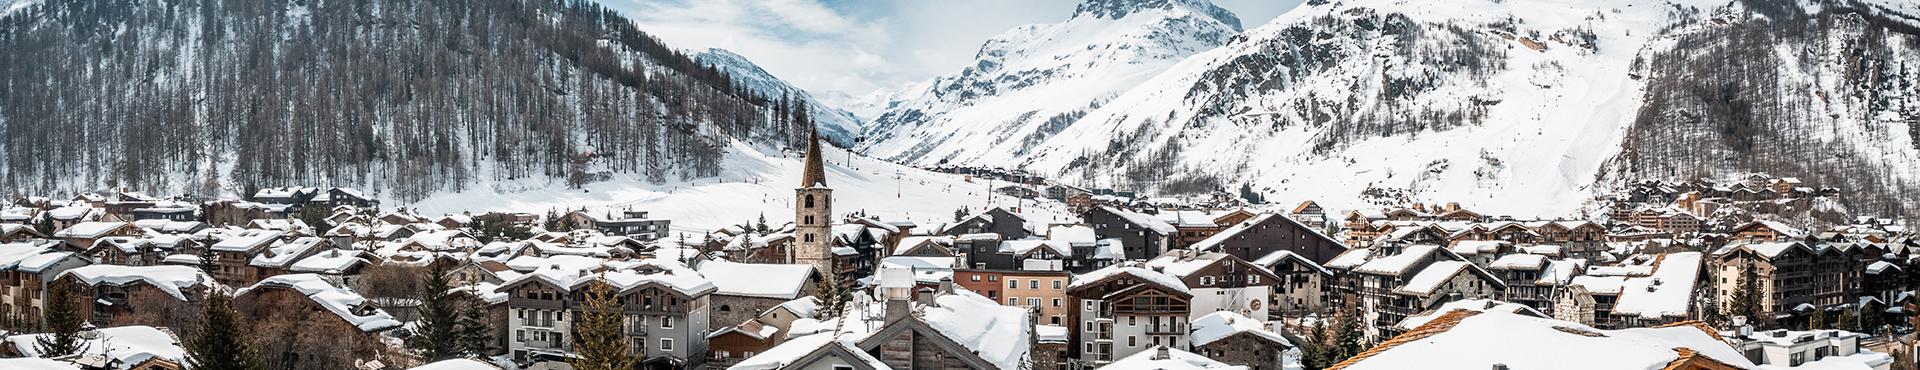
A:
805 195 815 208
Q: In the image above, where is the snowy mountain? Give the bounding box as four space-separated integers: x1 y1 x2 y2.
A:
872 0 1920 219
856 0 1245 165
0 0 826 202
694 48 865 147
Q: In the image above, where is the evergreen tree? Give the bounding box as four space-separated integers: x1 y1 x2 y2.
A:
1299 314 1335 370
410 263 461 361
1837 308 1858 333
34 283 86 358
569 282 636 370
187 290 265 370
1333 307 1365 363
755 213 769 234
296 206 332 234
813 260 849 319
455 301 494 357
33 215 54 236
1726 264 1771 329
1810 308 1828 330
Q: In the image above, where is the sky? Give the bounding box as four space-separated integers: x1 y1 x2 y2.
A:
609 0 1300 103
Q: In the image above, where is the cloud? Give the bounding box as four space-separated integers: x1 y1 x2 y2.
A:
609 0 1300 101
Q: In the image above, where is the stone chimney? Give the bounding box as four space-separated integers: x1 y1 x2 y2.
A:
1152 346 1171 360
938 276 955 295
917 287 937 308
886 298 911 323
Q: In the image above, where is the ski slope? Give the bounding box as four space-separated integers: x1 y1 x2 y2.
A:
407 141 1075 237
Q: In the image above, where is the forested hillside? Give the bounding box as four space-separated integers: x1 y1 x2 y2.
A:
0 0 818 201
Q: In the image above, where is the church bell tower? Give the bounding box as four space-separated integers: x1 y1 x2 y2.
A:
794 130 834 274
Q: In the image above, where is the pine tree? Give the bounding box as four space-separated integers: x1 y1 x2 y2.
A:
1333 307 1365 363
1726 264 1771 329
187 290 265 370
1837 308 1858 333
813 261 848 319
1299 314 1335 370
455 301 494 357
35 283 86 358
410 263 461 361
755 213 769 234
1810 309 1828 330
569 282 636 370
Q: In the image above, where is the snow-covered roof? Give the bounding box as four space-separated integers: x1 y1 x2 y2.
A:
1448 240 1508 255
3 326 185 368
0 358 81 370
1000 239 1074 257
1189 311 1290 348
1354 244 1441 275
878 256 957 283
1396 261 1485 295
1487 253 1547 270
1868 261 1900 274
697 260 815 299
1396 299 1544 330
51 221 129 239
248 237 328 268
289 249 371 273
1324 248 1373 270
1610 252 1704 319
1252 250 1331 276
1335 310 1753 370
237 273 402 332
211 229 284 252
1036 325 1069 343
920 290 1033 370
59 265 211 301
1100 206 1177 234
569 261 718 297
1713 241 1807 259
1048 224 1096 243
409 358 498 370
1097 346 1246 370
1069 263 1190 294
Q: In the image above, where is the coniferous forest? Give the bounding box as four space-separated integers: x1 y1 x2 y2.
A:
0 0 819 201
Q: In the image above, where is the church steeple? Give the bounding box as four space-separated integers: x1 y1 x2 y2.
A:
801 130 827 188
794 129 834 274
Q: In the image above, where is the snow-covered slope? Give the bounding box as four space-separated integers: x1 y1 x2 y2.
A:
695 48 865 147
408 141 1073 235
856 0 1244 165
885 0 1920 219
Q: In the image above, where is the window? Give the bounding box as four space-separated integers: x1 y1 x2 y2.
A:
1008 279 1019 289
662 316 675 328
1027 298 1040 307
661 338 674 351
719 305 731 312
1127 336 1137 347
805 195 815 208
970 275 981 282
1030 280 1039 289
1052 298 1063 308
1053 280 1063 289
1128 316 1136 326
1202 276 1215 286
516 330 525 342
1247 275 1259 284
1008 298 1018 305
987 275 999 282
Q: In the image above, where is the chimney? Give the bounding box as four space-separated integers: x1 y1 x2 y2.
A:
1446 202 1461 212
1492 365 1509 370
938 276 955 295
917 287 937 308
1152 346 1171 361
885 298 911 322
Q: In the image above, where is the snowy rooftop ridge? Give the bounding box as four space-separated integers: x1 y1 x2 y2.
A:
238 273 402 332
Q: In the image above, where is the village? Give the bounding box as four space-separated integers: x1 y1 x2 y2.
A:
0 133 1911 370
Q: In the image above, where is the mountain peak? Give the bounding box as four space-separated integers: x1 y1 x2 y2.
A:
1072 0 1242 31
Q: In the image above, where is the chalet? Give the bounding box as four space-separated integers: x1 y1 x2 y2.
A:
942 207 1031 240
233 274 402 369
1525 220 1607 259
1190 213 1348 264
1144 251 1279 324
1557 252 1703 329
1334 244 1506 340
1251 250 1332 317
1485 253 1578 315
1067 263 1192 365
246 237 331 281
498 261 718 368
0 224 42 243
1290 201 1328 230
205 230 286 286
1729 220 1807 243
252 186 320 205
54 265 213 327
1188 311 1295 370
0 241 90 330
1708 241 1837 328
51 221 143 251
563 209 671 241
310 187 378 208
1084 206 1175 260
696 261 817 331
730 279 1032 370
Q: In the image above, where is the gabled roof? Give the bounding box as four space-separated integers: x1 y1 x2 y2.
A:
697 260 815 299
1252 250 1331 276
1095 206 1177 234
1190 212 1345 253
1189 311 1290 348
238 273 402 332
1069 263 1191 296
1329 310 1754 370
